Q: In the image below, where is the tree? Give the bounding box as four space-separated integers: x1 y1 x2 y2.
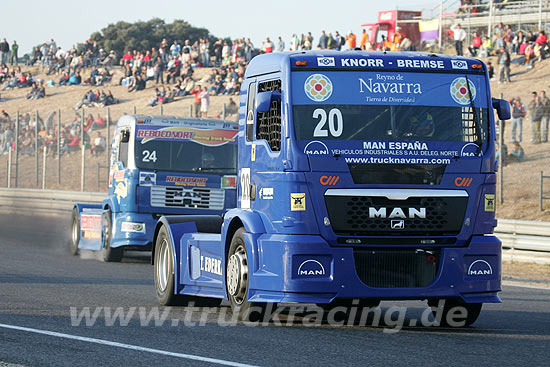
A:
87 18 212 60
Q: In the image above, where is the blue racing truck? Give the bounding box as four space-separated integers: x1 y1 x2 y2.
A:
70 115 238 262
151 51 510 325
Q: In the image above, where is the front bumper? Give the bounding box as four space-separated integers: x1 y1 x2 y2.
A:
246 233 501 304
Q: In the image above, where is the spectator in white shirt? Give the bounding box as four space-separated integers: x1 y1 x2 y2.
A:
451 24 467 56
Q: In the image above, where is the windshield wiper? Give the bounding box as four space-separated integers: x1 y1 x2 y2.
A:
464 74 483 155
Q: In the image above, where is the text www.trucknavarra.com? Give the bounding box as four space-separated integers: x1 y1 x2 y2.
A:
344 157 451 165
70 301 474 333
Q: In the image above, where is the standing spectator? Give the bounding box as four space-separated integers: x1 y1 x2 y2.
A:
0 39 9 65
10 41 18 65
497 46 511 83
154 56 164 84
262 37 274 53
276 37 285 52
511 97 526 142
170 40 181 56
307 32 314 49
289 34 300 51
346 31 357 50
451 24 466 56
327 33 337 49
318 31 328 50
334 31 345 51
541 90 550 143
360 29 369 50
191 85 202 117
199 86 210 118
528 93 544 144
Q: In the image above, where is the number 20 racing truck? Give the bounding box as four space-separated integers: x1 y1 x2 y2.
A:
70 115 238 262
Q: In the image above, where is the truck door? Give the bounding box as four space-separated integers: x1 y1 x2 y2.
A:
109 127 131 211
240 77 283 210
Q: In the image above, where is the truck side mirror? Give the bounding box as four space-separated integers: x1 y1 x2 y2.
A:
121 130 130 143
492 98 511 120
255 91 281 113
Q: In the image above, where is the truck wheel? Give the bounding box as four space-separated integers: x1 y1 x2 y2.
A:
428 299 482 327
226 228 269 321
101 209 123 262
154 225 221 307
154 225 181 306
69 208 80 255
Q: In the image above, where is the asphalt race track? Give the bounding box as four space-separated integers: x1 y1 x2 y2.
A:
1 213 549 366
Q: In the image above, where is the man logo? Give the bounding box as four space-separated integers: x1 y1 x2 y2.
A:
451 59 468 70
317 57 335 67
303 140 329 155
297 259 326 276
391 220 405 229
467 259 493 276
460 142 483 157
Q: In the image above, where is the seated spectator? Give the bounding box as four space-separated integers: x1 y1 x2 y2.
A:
66 132 81 153
74 90 96 110
100 90 118 107
91 131 106 155
224 97 238 117
469 32 482 56
87 66 100 85
507 141 525 163
0 64 9 83
1 72 18 90
128 74 145 92
479 36 493 57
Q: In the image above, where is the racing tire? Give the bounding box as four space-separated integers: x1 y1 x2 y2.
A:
428 299 483 327
226 228 273 322
101 209 123 262
69 208 80 256
154 225 221 307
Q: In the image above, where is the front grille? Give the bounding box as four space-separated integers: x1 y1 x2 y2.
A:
353 249 440 288
150 186 225 210
325 194 467 236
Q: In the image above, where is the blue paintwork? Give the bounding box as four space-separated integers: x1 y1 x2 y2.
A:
162 51 506 304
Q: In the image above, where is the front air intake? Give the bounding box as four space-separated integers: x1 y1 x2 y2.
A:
353 249 440 288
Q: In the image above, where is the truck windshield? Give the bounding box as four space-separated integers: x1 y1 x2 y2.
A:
294 104 488 143
135 140 237 174
291 70 489 144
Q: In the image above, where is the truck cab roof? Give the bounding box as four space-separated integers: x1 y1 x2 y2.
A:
244 50 485 77
116 115 239 131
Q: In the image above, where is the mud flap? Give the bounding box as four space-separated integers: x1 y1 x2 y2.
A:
76 205 104 251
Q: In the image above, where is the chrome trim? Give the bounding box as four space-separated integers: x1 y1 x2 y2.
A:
324 189 468 200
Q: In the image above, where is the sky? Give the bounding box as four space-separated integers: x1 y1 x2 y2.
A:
1 0 446 54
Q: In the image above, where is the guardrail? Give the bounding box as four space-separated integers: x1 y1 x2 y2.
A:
0 188 104 214
0 188 548 264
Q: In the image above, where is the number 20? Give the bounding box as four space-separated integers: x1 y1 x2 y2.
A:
313 108 343 137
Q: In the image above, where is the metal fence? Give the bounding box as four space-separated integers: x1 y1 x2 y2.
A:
420 0 550 51
1 103 234 192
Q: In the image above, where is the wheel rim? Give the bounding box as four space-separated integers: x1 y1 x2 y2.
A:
227 244 248 305
71 217 79 246
156 239 170 292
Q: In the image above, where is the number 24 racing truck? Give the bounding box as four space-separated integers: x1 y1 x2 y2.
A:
70 115 238 262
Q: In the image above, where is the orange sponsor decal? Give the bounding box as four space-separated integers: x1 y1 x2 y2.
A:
320 175 340 186
455 177 473 187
